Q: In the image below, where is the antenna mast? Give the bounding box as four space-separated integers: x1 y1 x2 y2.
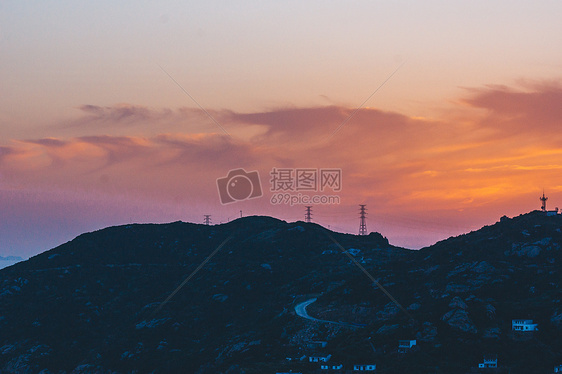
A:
540 190 548 211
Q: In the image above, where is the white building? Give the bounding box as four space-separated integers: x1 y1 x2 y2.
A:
320 364 344 370
512 319 538 332
554 365 562 373
309 354 332 363
307 341 328 349
398 340 417 352
478 355 498 369
547 208 559 216
353 364 376 371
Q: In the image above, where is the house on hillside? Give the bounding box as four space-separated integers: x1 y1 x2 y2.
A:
554 364 562 373
398 339 417 352
478 355 498 369
547 208 559 216
309 354 332 363
320 364 344 371
512 319 538 332
306 340 328 349
353 364 376 371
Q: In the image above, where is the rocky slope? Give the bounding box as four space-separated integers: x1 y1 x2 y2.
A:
0 212 560 373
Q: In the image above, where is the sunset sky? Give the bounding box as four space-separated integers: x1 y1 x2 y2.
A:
1 1 562 258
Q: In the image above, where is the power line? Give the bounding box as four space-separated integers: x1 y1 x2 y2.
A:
359 204 367 235
203 215 212 225
305 206 313 223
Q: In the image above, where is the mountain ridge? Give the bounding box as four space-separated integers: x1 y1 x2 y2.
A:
0 211 561 373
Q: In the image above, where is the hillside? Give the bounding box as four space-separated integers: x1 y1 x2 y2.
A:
0 212 561 373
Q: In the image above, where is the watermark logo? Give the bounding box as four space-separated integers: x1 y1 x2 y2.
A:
270 193 341 206
270 168 342 192
216 168 263 204
269 168 342 205
216 167 341 205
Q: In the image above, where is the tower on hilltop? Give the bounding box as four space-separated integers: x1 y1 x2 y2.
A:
359 204 367 236
304 206 312 223
540 191 548 211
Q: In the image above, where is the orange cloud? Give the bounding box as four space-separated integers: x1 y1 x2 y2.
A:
1 81 561 253
462 81 562 137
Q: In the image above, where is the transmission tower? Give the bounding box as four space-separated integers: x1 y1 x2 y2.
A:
540 190 548 211
203 215 212 225
304 206 312 223
359 204 367 235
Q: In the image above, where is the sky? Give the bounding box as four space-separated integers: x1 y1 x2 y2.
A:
1 1 562 258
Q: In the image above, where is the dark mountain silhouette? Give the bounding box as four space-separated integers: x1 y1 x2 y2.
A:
0 212 560 373
0 256 24 271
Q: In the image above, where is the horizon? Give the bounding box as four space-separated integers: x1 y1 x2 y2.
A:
2 208 554 264
1 1 561 258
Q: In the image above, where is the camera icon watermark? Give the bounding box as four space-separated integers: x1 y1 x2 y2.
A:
216 168 263 204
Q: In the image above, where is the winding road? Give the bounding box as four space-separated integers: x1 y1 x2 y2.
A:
294 298 366 327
